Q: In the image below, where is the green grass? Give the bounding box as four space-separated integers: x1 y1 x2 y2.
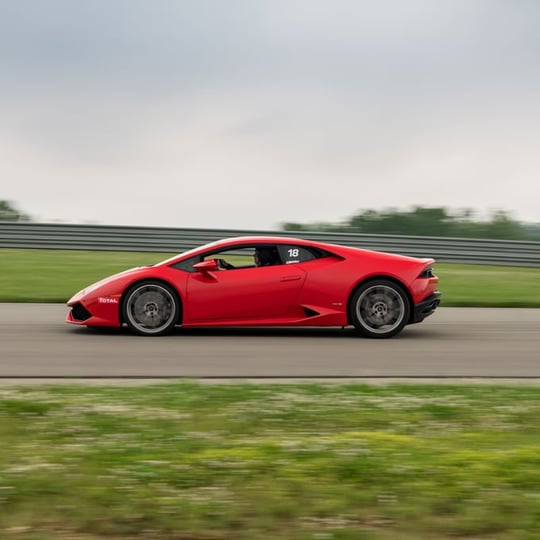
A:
436 264 540 307
0 383 539 539
0 249 171 303
1 248 540 306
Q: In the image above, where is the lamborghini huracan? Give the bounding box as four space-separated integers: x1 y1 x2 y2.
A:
66 236 441 338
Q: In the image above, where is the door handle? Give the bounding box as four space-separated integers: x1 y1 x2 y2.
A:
280 275 301 282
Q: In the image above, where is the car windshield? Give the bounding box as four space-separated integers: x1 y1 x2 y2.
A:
154 240 226 266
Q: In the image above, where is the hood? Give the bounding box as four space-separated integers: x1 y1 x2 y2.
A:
68 266 149 304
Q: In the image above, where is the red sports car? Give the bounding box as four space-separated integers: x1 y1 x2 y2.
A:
66 236 441 338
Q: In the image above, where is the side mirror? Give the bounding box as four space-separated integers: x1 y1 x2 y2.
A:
193 259 219 273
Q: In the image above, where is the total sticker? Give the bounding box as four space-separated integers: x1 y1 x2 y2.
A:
98 297 119 304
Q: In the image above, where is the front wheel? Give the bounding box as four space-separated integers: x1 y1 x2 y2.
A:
350 280 410 338
122 281 180 336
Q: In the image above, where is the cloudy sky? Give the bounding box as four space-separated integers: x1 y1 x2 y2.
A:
1 0 539 229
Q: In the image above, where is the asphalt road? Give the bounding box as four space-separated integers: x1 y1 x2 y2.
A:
0 304 538 378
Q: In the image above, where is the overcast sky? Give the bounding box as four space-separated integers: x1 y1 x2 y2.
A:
1 0 539 229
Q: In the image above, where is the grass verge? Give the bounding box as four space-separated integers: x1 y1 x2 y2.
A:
0 249 171 303
0 382 539 539
1 248 540 306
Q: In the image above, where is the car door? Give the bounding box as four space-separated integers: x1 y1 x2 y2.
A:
185 263 306 323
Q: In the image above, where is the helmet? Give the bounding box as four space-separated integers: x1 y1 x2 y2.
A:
255 246 279 266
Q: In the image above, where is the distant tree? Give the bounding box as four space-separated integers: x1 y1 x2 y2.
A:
349 207 453 236
282 221 344 232
522 223 540 241
282 222 310 232
281 206 535 241
483 210 522 240
0 200 31 221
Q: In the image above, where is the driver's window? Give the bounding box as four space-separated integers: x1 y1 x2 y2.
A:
204 247 256 269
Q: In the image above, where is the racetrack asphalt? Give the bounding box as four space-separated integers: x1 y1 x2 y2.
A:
0 304 539 379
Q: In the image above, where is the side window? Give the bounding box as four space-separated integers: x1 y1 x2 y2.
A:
208 245 283 269
171 244 328 271
170 248 256 272
204 247 256 268
277 245 318 264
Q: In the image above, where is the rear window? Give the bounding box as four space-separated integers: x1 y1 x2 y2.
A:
277 245 328 264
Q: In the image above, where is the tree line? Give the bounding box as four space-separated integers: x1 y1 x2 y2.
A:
282 207 540 241
0 200 30 222
2 200 539 241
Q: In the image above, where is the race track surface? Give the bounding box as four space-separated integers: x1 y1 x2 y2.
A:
0 304 539 378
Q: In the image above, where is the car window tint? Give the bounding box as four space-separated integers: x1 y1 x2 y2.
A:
204 247 255 268
170 244 328 271
277 245 320 264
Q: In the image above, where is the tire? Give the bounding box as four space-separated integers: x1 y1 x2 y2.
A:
122 281 180 336
350 279 410 338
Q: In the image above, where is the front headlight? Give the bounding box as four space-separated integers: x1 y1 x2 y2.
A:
83 280 106 295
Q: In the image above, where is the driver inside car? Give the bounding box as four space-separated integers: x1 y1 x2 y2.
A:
254 246 280 266
214 246 280 270
215 257 235 270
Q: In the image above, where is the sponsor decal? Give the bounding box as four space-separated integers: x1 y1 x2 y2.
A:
98 297 119 304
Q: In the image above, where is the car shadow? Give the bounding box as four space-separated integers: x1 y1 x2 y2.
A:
175 326 356 338
70 325 357 338
68 325 445 339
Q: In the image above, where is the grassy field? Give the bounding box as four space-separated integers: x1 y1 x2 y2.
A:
1 248 539 306
0 382 539 540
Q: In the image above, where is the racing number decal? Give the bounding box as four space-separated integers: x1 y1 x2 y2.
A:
278 244 317 264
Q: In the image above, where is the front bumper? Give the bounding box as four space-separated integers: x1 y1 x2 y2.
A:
411 292 441 323
66 297 121 328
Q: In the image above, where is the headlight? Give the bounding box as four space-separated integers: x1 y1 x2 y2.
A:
84 280 105 294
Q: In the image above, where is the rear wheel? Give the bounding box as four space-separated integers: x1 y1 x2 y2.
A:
122 281 179 336
350 280 409 338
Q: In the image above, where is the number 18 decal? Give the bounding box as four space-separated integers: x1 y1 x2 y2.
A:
288 248 299 258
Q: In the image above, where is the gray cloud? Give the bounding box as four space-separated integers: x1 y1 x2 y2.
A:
1 0 539 228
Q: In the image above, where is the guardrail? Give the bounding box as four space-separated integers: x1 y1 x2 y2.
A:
1 222 539 266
